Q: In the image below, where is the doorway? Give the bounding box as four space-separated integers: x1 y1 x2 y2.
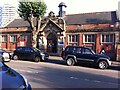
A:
47 33 57 53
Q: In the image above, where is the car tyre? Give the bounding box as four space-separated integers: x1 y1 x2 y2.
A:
35 56 40 62
98 61 108 69
66 58 75 66
13 55 18 60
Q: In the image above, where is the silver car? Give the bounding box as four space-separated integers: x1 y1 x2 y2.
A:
0 49 11 62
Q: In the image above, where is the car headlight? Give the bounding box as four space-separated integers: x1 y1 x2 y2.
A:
40 52 45 56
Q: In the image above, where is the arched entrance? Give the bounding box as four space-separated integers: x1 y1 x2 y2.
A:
47 33 57 53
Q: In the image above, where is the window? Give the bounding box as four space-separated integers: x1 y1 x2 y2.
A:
75 47 82 53
84 34 95 43
101 34 114 43
1 35 7 42
20 35 27 41
10 35 17 42
68 35 78 43
83 48 93 54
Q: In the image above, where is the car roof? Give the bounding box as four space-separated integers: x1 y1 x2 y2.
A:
66 46 86 48
16 46 32 48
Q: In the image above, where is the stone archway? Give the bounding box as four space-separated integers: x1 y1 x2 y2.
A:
47 33 57 53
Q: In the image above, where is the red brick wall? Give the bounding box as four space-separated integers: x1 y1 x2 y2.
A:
96 34 101 53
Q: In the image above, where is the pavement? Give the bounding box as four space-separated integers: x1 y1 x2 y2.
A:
112 61 120 66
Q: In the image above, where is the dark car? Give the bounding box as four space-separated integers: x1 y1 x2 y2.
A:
13 46 49 62
61 46 112 69
0 55 31 90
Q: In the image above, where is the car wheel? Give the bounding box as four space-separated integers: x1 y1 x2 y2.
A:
35 56 40 62
13 55 18 60
98 61 108 69
66 58 75 66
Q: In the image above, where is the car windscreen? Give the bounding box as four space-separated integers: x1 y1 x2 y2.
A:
33 48 41 52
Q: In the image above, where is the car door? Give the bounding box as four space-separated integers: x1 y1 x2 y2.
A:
73 47 83 61
24 47 34 60
81 48 95 63
16 47 26 59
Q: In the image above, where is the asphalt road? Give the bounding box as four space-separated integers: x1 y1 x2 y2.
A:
5 56 120 89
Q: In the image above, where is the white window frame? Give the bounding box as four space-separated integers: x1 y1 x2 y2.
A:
83 34 95 43
10 35 17 42
101 34 114 43
20 35 27 41
1 35 7 42
68 34 78 43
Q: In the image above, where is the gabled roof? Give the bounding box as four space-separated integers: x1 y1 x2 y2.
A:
64 11 117 25
4 18 64 32
4 11 117 28
5 18 30 28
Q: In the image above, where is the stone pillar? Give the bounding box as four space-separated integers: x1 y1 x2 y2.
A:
115 32 120 61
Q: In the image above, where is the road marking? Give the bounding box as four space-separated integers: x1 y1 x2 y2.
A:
69 77 119 86
14 69 39 74
70 77 78 79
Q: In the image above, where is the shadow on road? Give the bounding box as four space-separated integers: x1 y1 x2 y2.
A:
27 64 119 89
45 58 120 71
46 58 66 65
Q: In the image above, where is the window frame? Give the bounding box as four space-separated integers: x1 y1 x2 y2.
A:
1 35 7 42
20 35 27 41
68 34 79 43
101 34 114 43
83 34 95 43
10 35 17 43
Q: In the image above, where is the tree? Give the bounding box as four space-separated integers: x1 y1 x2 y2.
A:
18 0 47 48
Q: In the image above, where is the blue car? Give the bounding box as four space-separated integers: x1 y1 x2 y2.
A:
0 55 31 90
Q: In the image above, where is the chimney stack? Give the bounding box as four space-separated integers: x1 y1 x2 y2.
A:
58 2 67 17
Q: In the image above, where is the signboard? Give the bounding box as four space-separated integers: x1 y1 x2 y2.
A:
58 42 64 46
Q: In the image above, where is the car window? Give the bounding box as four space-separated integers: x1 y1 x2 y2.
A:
76 48 82 53
83 48 93 54
16 47 24 51
33 48 41 52
66 47 73 52
25 47 33 52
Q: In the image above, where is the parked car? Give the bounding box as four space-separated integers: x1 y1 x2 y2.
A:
61 46 112 69
0 56 31 90
13 46 49 62
0 49 11 62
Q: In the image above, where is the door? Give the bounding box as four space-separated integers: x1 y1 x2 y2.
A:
47 39 53 53
81 48 95 63
24 47 34 60
47 33 57 53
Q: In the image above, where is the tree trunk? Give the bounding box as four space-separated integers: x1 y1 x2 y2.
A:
28 16 47 48
31 27 38 48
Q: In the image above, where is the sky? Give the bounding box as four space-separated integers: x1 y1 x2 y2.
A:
0 0 120 15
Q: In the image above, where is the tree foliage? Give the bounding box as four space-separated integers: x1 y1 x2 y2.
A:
18 0 47 48
18 0 47 19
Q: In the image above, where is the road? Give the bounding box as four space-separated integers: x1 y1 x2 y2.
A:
5 56 120 89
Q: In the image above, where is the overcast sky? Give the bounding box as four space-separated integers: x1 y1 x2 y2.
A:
0 0 119 15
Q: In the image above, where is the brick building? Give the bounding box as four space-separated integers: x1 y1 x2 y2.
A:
0 2 120 61
0 11 65 54
64 11 120 61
